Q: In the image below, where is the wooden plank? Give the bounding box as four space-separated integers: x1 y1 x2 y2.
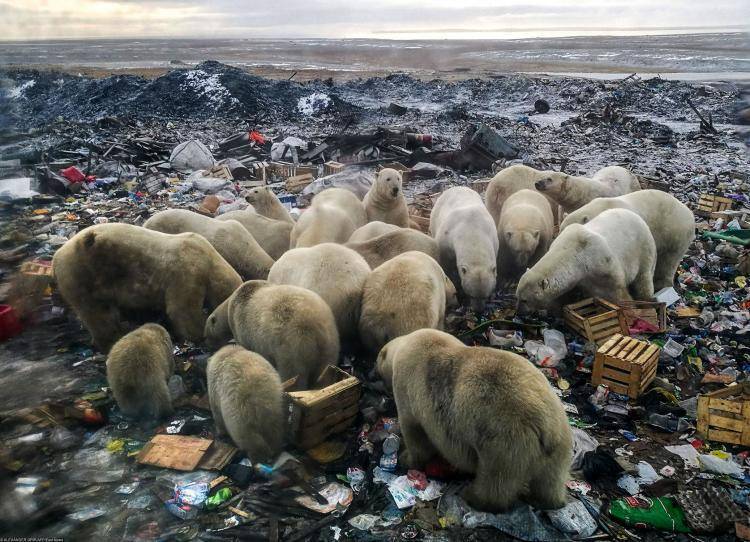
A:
624 341 649 363
609 336 632 358
299 387 361 425
601 367 632 385
640 364 657 388
289 376 359 408
706 386 744 399
600 378 629 396
708 429 742 445
589 318 621 332
601 356 633 372
583 319 593 341
589 310 619 324
299 402 360 439
597 334 622 356
709 397 744 414
297 415 358 449
697 395 710 437
708 415 745 432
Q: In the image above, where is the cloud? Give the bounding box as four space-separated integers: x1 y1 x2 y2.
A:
0 0 746 40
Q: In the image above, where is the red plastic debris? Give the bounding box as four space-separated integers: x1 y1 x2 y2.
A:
0 305 23 341
249 130 266 145
59 166 86 183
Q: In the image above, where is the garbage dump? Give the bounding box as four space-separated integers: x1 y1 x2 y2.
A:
0 61 749 541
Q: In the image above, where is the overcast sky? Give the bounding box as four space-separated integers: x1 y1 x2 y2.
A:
0 0 747 40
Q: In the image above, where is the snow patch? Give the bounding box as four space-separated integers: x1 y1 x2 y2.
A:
8 80 35 99
180 70 239 108
298 93 331 115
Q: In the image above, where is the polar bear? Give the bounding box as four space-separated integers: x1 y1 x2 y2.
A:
216 208 293 260
359 252 457 351
497 189 554 283
362 168 410 227
106 323 174 420
268 243 370 340
345 228 439 269
291 188 368 247
430 187 498 312
484 164 561 225
559 190 695 290
144 209 274 280
349 221 400 243
204 281 339 390
207 345 284 462
52 223 241 352
376 328 572 512
517 208 656 311
244 187 294 224
534 165 641 213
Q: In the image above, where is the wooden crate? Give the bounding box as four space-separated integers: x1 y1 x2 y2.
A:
323 161 345 176
618 300 667 334
270 162 317 180
592 334 660 399
697 383 750 446
407 192 440 233
563 298 628 344
695 194 734 217
287 366 361 449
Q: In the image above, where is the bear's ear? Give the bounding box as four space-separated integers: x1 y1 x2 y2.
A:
532 230 540 240
459 265 468 275
539 278 550 290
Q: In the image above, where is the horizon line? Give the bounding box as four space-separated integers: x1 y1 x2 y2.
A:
0 26 746 43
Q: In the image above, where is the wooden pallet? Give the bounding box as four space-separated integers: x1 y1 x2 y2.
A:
563 298 628 344
618 300 667 334
592 334 660 399
286 366 361 449
697 383 750 446
695 194 734 218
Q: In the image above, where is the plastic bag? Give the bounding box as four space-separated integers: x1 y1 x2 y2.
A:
608 496 690 532
547 500 597 537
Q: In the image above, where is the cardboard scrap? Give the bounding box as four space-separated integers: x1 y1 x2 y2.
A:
136 435 236 471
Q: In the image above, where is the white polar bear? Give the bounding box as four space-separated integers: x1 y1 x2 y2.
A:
484 164 561 225
267 243 371 341
560 190 695 290
534 165 641 213
348 221 401 243
216 208 293 260
430 187 498 312
517 208 656 311
291 188 368 247
359 251 457 351
496 189 554 283
362 168 410 227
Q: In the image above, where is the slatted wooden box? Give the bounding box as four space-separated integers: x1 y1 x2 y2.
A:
407 192 440 233
618 300 667 334
592 334 660 399
697 383 750 447
563 298 628 344
323 161 345 176
695 194 734 218
286 365 361 450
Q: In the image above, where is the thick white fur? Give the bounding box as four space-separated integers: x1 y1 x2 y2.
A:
363 168 410 227
345 228 439 269
484 164 561 225
291 188 368 247
216 208 293 260
349 221 401 243
244 187 294 223
359 252 457 351
560 190 695 290
430 187 498 311
517 208 656 310
267 243 371 340
534 165 641 213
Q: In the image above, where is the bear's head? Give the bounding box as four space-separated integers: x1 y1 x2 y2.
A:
515 272 550 313
534 173 568 197
244 187 271 206
458 263 496 313
375 337 404 393
505 229 540 268
375 168 403 200
204 299 233 349
444 275 459 309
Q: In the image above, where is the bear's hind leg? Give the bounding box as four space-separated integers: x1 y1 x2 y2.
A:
399 416 438 468
461 454 525 513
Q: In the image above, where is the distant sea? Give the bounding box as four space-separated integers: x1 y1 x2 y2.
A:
0 33 748 79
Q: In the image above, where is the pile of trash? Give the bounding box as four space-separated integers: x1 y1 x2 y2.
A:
0 64 749 541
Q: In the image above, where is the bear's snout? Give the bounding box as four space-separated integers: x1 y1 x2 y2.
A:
391 187 399 197
534 179 549 190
